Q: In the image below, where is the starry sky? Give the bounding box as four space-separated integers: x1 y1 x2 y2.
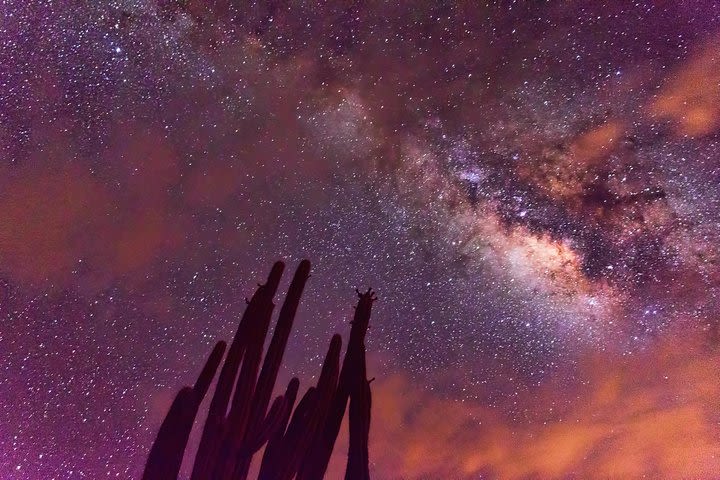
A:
3 1 720 478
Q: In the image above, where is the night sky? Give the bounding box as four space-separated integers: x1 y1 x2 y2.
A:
3 2 720 478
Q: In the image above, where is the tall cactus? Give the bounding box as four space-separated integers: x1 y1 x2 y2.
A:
298 288 376 480
190 261 284 480
142 340 226 480
257 334 342 480
142 260 374 480
345 291 373 480
232 260 312 479
345 367 372 479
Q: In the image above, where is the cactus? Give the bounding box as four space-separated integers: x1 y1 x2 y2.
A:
345 378 372 480
299 288 376 480
142 261 374 480
191 263 285 480
257 334 342 480
142 340 226 480
231 260 312 479
259 377 300 471
345 293 373 480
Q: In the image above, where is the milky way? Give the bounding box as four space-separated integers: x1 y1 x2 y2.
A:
2 2 720 478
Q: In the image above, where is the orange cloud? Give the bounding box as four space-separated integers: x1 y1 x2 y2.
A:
0 164 112 284
362 331 720 479
573 121 624 163
0 125 188 288
649 37 720 137
519 121 626 204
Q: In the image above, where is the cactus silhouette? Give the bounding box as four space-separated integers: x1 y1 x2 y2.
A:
142 260 374 480
298 288 375 480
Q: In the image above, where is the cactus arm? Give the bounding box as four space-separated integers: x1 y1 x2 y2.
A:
231 261 312 480
300 289 375 480
192 263 284 480
143 340 226 480
259 377 300 476
243 394 288 454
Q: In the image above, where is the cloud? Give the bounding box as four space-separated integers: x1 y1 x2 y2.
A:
649 36 720 137
0 163 112 285
364 331 720 479
0 124 187 288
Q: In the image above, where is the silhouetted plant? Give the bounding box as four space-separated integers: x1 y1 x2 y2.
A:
142 260 374 480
